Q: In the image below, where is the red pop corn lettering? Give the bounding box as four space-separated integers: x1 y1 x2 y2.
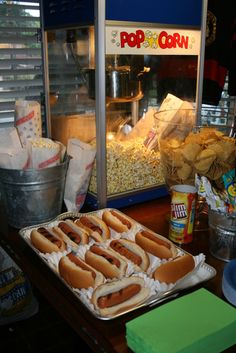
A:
120 30 145 48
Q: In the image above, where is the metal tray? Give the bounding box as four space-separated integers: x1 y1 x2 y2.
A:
19 208 217 320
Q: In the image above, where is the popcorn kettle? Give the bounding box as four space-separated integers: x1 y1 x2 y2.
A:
87 54 150 102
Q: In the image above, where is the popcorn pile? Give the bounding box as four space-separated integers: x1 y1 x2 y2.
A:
89 137 164 195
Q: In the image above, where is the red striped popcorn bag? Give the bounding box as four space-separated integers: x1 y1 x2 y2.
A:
64 138 96 212
27 138 63 169
14 100 42 146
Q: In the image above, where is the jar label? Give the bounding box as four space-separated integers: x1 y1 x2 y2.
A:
169 186 196 244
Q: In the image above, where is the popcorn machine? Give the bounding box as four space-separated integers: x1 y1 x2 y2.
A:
41 0 207 209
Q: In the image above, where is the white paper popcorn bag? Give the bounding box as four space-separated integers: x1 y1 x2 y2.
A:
0 149 29 169
15 100 42 146
27 138 62 169
0 127 22 151
64 138 96 211
0 127 30 169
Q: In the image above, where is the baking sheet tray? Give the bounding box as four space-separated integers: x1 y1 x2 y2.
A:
19 208 217 320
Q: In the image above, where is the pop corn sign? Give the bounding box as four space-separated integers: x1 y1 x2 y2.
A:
106 26 201 55
120 30 189 49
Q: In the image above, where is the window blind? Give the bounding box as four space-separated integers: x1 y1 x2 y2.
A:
201 75 236 130
0 0 42 127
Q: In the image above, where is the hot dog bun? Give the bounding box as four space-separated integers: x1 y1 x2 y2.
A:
153 254 195 284
53 220 89 249
109 239 150 271
102 209 134 233
59 252 104 289
85 244 127 279
30 227 67 253
135 229 177 259
92 276 150 317
74 215 110 242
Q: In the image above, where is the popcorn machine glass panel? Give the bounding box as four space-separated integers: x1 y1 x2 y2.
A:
88 24 200 207
47 27 96 145
42 0 205 209
45 23 201 208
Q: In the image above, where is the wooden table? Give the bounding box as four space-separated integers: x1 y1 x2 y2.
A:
0 196 235 353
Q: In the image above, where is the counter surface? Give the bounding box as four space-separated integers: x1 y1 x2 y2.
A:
0 196 235 353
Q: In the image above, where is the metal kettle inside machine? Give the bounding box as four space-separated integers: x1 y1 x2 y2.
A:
88 54 149 103
105 54 149 102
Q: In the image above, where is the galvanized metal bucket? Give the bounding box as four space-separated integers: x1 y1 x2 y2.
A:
0 157 70 229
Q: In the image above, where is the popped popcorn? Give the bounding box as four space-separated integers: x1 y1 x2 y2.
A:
89 138 164 195
29 138 58 149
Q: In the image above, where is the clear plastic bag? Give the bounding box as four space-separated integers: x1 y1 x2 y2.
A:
0 246 38 325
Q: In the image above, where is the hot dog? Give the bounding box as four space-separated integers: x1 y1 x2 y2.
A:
85 244 127 279
102 209 134 233
109 239 150 271
30 227 67 253
53 220 89 249
59 252 105 289
153 254 195 284
135 229 177 259
74 215 110 242
92 276 150 317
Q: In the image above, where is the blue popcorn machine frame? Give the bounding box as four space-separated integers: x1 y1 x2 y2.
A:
41 0 207 209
